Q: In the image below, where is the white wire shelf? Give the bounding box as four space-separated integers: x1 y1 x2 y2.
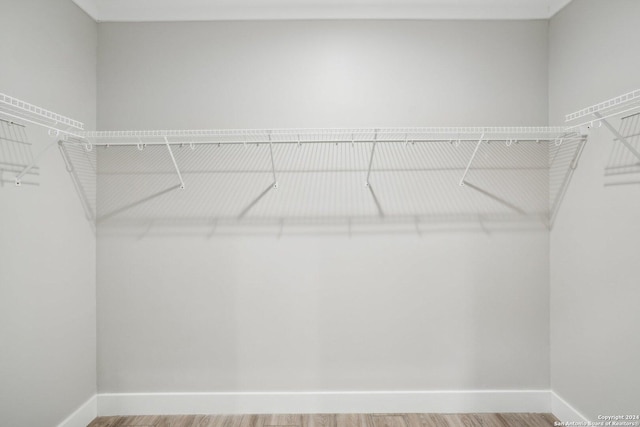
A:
0 92 89 186
565 89 640 165
69 126 585 216
565 89 640 126
78 127 578 147
73 133 586 233
1 88 589 230
0 92 85 135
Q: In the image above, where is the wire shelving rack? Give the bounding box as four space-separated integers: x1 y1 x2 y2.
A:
0 90 599 233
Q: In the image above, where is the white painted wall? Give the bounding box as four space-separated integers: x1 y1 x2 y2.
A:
96 21 552 395
0 1 97 426
97 21 548 130
549 0 640 420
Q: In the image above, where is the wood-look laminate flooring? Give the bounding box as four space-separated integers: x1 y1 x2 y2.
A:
88 413 560 427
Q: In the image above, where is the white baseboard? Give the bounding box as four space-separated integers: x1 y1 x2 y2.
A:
551 391 590 423
98 390 550 416
54 389 592 422
57 395 98 427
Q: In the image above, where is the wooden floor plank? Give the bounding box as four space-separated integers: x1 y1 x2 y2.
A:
87 417 115 427
226 415 260 427
110 415 163 426
370 414 409 427
472 414 510 427
154 415 207 427
88 413 559 427
435 414 482 427
413 414 452 427
304 414 337 427
336 414 374 427
199 415 234 427
264 414 303 427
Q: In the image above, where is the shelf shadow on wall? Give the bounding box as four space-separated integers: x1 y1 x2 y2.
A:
604 112 640 187
61 137 585 238
0 119 40 187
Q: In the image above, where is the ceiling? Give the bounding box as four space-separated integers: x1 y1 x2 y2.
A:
72 0 574 22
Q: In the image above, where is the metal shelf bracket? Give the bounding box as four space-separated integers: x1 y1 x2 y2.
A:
459 133 485 186
268 132 278 190
365 130 378 188
14 138 60 186
164 136 185 190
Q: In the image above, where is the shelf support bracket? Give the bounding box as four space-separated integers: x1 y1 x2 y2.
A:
58 141 94 222
363 131 384 217
269 133 278 189
14 138 60 186
594 112 640 162
164 137 185 190
365 131 378 187
459 133 485 186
